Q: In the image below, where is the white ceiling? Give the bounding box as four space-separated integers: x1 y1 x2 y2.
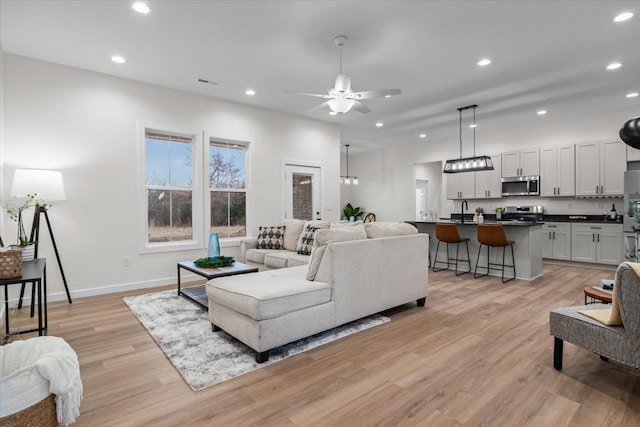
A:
1 1 639 153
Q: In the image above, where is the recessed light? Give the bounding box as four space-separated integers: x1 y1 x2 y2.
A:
375 122 383 127
245 89 256 96
607 62 622 70
614 12 633 22
132 2 151 14
627 92 639 98
537 110 547 115
419 134 427 139
469 124 477 128
477 58 491 67
329 111 337 115
384 95 392 98
111 55 125 64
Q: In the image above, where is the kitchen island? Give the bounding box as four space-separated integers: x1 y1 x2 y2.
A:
409 220 543 280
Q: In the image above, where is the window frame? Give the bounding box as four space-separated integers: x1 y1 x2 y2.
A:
137 121 204 254
204 131 254 246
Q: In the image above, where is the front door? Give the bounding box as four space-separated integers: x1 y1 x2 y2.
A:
284 164 321 221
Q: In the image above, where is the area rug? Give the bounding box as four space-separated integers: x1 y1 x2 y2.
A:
123 289 390 391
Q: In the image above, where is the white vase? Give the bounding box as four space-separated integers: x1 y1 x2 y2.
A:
21 245 35 262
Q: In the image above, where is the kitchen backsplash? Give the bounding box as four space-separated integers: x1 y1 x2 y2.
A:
444 196 624 217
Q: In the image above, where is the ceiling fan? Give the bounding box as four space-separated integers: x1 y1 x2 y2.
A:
286 35 401 114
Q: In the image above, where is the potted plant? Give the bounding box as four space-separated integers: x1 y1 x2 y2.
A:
495 207 504 220
3 194 44 261
343 203 363 222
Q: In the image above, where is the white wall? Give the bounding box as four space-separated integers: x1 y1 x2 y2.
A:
348 106 638 221
1 54 341 301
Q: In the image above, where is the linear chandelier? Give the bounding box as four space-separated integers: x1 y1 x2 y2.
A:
340 144 359 185
443 104 494 173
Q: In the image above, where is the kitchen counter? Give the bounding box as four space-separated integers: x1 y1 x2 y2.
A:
408 220 543 280
414 220 542 226
542 214 622 224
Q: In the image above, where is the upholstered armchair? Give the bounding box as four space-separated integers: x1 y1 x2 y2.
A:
550 262 640 370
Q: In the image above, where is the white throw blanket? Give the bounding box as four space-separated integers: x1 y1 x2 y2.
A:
0 336 83 426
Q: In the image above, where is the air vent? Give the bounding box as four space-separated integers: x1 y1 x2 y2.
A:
197 78 218 86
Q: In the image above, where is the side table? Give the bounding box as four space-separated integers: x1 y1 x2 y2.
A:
1 258 47 340
177 261 258 309
583 286 613 305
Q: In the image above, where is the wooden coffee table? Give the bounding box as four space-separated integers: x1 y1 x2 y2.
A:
177 261 258 309
583 286 613 305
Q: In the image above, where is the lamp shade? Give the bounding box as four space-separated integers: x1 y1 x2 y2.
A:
11 169 66 201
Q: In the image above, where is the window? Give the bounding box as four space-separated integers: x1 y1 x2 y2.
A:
145 130 195 243
209 140 247 238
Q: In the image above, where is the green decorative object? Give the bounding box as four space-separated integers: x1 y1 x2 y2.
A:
194 256 235 268
343 203 363 220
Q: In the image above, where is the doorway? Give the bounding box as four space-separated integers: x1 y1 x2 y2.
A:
283 164 321 221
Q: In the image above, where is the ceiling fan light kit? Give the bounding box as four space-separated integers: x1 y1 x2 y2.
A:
443 104 495 174
286 35 401 114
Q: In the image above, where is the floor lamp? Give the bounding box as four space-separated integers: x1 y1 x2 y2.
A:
11 169 72 304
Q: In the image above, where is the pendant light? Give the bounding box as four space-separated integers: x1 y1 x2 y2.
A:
340 144 359 185
443 104 494 173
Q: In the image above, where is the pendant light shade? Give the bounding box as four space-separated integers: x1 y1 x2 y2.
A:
340 144 358 185
443 104 494 174
328 98 355 114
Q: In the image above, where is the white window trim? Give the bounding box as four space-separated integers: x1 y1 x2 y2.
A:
204 130 255 242
137 120 204 254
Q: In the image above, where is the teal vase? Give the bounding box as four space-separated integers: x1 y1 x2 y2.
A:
208 233 220 259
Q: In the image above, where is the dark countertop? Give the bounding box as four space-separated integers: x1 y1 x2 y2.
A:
408 220 543 227
542 214 622 224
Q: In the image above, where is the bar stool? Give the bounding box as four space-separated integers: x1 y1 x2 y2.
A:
474 224 516 283
432 223 470 275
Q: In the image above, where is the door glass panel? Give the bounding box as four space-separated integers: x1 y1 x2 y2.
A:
292 173 313 220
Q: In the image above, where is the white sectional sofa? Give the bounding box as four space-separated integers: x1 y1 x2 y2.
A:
206 223 429 362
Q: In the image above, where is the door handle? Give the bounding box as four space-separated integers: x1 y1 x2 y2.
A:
601 185 604 194
592 234 595 242
553 231 556 239
597 234 600 243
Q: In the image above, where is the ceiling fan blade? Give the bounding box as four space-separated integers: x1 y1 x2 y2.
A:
284 90 332 99
351 88 402 100
307 101 331 113
351 100 372 114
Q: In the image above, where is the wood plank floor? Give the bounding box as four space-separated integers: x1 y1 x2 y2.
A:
5 263 640 426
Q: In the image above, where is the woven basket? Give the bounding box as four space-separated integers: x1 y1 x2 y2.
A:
0 250 22 279
0 394 57 427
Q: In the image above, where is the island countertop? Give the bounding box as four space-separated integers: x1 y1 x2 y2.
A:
408 220 543 227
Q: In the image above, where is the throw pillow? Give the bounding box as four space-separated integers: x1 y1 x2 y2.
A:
283 219 305 251
296 224 321 255
256 226 285 249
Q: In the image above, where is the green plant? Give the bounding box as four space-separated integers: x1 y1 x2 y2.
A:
194 256 235 268
343 203 363 219
3 194 46 247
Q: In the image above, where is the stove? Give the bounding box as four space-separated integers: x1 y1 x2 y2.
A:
500 205 544 223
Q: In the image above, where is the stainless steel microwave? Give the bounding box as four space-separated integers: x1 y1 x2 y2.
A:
501 176 540 196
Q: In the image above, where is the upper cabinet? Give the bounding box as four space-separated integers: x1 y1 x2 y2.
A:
628 145 640 162
575 141 625 197
475 154 502 199
446 172 475 199
502 148 540 177
540 145 575 197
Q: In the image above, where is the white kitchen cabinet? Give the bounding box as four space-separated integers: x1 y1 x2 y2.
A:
541 223 571 260
571 223 623 265
575 141 625 196
628 145 640 162
474 155 502 198
540 145 575 197
502 148 539 177
446 172 475 199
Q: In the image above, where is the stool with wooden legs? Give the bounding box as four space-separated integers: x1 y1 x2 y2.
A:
474 224 516 283
432 223 471 275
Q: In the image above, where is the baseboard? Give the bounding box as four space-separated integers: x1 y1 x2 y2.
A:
5 272 202 307
542 259 617 271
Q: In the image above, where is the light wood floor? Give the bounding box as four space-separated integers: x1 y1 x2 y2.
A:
6 263 640 426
